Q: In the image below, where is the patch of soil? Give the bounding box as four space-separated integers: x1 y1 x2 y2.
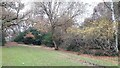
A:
5 42 19 46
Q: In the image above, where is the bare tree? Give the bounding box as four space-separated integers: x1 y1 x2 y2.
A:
0 1 31 45
33 2 85 50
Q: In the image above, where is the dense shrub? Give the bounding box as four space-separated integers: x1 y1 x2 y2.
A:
14 28 54 46
24 37 34 44
14 28 43 45
60 35 81 52
59 32 118 56
32 39 41 45
42 32 54 47
28 28 43 45
64 18 118 56
14 31 27 43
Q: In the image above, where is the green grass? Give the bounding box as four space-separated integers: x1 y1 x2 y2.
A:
1 45 118 66
2 46 85 66
0 46 2 67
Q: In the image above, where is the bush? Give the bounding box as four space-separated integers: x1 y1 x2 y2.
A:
42 32 54 47
14 28 43 45
23 37 34 44
29 28 42 45
65 40 80 52
14 31 27 43
60 36 81 52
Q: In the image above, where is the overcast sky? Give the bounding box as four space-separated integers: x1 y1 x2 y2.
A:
21 0 108 13
20 0 112 24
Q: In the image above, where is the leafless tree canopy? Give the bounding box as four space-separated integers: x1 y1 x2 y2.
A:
33 2 86 50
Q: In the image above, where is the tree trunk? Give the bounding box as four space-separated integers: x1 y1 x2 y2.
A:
51 26 59 50
53 40 58 50
2 24 6 46
2 31 6 46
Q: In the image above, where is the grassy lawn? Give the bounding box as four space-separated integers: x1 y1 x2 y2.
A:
1 45 118 66
0 46 2 67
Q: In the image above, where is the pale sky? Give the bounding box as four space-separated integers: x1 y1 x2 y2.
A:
20 0 110 13
20 0 113 24
21 0 114 2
